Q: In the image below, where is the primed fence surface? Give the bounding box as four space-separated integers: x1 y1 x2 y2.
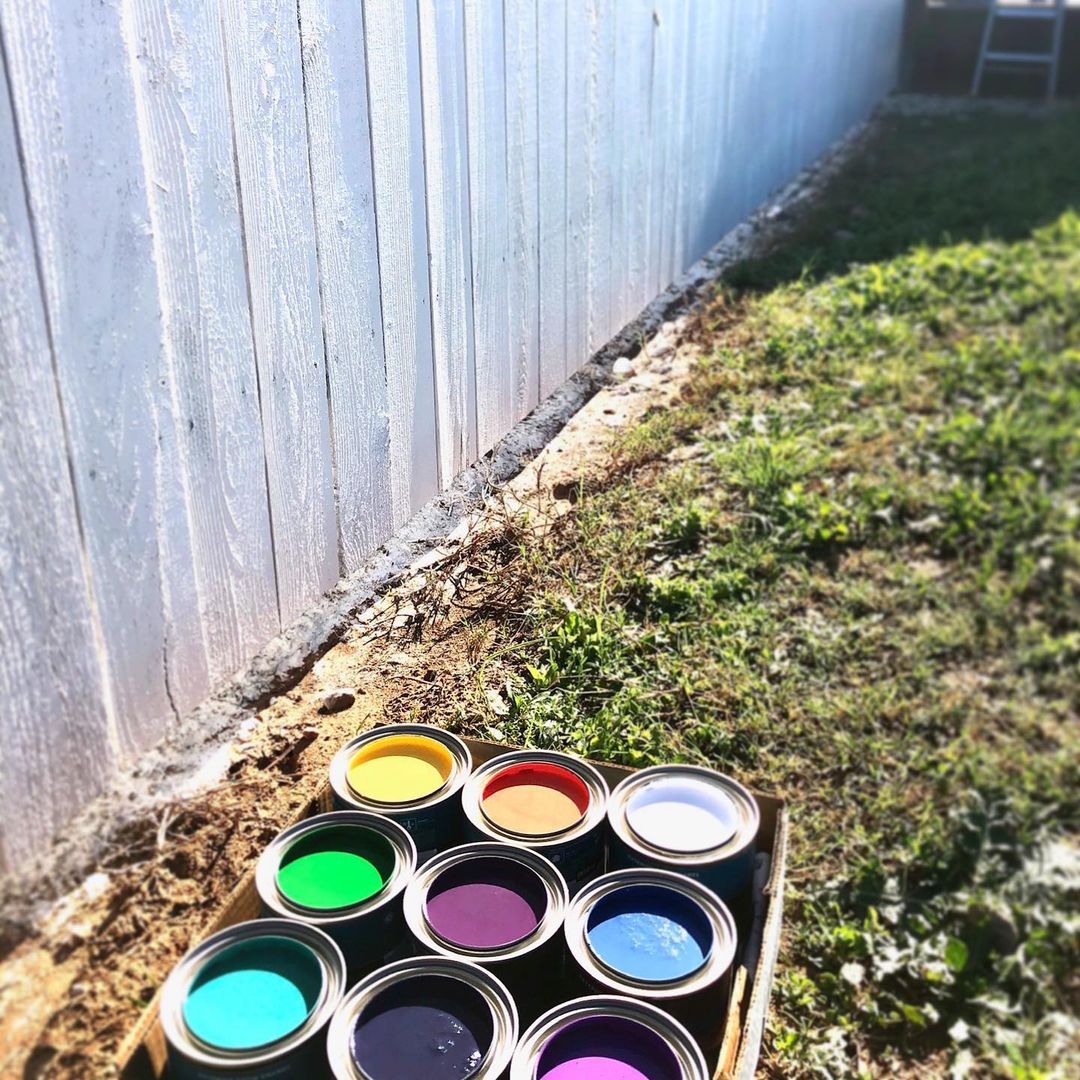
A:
0 0 904 872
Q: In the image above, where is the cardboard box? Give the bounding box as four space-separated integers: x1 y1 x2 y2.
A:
117 738 787 1079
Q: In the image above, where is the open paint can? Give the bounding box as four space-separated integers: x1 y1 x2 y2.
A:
607 764 759 902
461 750 609 894
256 811 417 976
326 955 518 1080
330 724 472 862
161 918 345 1079
562 867 736 1048
404 842 569 1022
510 995 709 1080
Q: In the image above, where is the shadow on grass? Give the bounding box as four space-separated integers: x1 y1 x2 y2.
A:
725 106 1080 293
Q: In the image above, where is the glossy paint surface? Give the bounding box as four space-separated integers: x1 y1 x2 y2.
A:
585 883 712 982
351 974 494 1078
182 936 322 1051
534 1014 681 1080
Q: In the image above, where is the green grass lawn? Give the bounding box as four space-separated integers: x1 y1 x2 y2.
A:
468 107 1080 1078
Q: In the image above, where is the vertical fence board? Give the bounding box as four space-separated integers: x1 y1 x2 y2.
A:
418 0 477 484
464 0 512 451
537 0 567 398
298 0 395 568
124 0 278 684
0 0 186 752
505 0 540 419
585 0 614 354
0 54 114 872
221 0 337 622
364 0 439 520
564 1 589 378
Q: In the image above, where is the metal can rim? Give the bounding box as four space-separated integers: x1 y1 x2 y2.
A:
325 955 519 1080
607 764 759 866
161 918 345 1069
461 750 609 849
329 724 473 813
256 811 418 923
509 994 709 1080
564 867 737 999
404 841 569 961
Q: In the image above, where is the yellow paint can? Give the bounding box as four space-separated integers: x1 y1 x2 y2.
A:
347 734 455 804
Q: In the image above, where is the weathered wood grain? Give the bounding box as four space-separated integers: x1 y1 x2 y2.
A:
298 0 395 569
125 0 279 685
417 0 477 486
537 0 567 399
364 0 439 519
564 0 589 378
463 0 512 452
504 0 539 420
0 53 115 872
0 0 187 753
221 0 338 622
585 0 615 355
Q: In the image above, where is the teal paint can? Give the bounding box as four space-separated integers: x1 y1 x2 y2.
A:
161 919 345 1079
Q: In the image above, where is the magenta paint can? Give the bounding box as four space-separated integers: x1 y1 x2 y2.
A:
510 995 709 1080
326 955 518 1080
403 842 569 1024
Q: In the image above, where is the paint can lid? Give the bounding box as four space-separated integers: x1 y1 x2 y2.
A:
182 936 324 1052
275 824 396 913
625 775 739 853
347 733 454 805
583 883 713 984
480 761 590 838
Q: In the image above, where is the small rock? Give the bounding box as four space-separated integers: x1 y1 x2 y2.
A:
647 339 674 360
612 356 635 377
317 688 356 714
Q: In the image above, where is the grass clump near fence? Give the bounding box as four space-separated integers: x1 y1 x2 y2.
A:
469 108 1080 1078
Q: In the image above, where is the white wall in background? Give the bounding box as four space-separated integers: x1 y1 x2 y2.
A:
0 0 905 871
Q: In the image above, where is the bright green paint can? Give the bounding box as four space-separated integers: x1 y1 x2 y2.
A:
182 936 323 1051
275 823 396 911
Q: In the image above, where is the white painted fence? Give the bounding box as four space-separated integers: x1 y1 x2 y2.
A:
0 0 904 872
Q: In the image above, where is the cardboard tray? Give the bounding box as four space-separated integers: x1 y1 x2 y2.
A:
117 738 787 1079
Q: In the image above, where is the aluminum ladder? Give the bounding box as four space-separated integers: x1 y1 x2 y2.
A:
971 0 1067 99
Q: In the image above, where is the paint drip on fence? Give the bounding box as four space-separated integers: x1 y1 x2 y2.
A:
182 937 323 1051
350 974 493 1079
424 855 548 950
534 1015 682 1080
480 762 590 837
348 734 454 804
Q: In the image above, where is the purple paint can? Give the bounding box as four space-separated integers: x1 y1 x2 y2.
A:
404 842 569 1024
326 956 518 1080
510 996 708 1080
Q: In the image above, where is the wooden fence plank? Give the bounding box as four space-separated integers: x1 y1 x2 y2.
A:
464 0 512 452
505 0 540 419
417 0 477 485
363 0 439 518
585 0 615 355
125 0 278 683
564 0 589 378
221 0 338 623
298 0 395 569
0 0 189 751
537 0 567 399
0 52 115 872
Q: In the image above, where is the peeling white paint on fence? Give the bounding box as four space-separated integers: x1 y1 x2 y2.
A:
0 0 905 872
